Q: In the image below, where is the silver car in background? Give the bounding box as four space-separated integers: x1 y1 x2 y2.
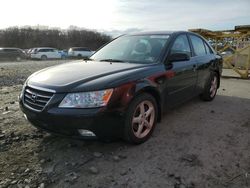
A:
30 47 62 60
68 47 94 58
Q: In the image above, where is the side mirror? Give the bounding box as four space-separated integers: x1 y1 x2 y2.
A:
168 53 190 62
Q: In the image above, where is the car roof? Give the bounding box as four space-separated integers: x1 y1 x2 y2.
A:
128 31 183 35
0 47 22 50
36 47 56 50
70 47 88 49
127 31 199 36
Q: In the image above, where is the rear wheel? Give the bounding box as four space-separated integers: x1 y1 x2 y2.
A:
200 72 219 101
41 55 47 60
124 93 158 144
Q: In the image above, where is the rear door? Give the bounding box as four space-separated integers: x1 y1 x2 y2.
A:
188 34 215 93
2 49 10 59
164 34 198 108
82 48 92 57
78 48 90 57
10 49 19 58
47 49 54 58
38 49 47 58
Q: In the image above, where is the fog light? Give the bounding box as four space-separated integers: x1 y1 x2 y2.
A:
78 129 96 137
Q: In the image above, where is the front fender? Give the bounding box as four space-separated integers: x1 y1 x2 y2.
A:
108 79 162 115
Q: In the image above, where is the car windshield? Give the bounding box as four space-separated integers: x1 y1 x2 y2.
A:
91 34 170 64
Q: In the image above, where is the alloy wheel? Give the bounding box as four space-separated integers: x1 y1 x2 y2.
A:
132 100 155 138
210 76 217 98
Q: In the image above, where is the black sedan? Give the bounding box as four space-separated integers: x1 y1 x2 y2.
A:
19 31 222 144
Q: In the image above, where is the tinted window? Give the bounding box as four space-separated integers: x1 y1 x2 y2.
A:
74 48 90 51
3 49 18 52
190 35 206 56
39 49 53 52
171 35 191 56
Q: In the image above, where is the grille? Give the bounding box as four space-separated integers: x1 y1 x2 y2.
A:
23 86 54 112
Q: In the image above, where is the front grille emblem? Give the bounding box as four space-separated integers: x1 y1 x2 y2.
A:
31 93 38 102
24 87 54 112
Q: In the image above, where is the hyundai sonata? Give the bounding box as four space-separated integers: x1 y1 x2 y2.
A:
19 31 222 144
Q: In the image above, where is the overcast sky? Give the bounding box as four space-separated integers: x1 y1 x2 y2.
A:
1 0 249 34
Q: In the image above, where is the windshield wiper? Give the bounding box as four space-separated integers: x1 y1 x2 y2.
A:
99 59 125 62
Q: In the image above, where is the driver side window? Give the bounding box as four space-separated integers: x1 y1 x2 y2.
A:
171 35 191 56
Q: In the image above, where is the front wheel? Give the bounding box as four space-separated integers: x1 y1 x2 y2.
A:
124 93 158 144
200 72 219 101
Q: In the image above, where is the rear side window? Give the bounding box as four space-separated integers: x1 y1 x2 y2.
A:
170 34 191 56
72 48 88 51
39 49 53 52
204 41 213 54
38 49 46 52
74 48 90 51
3 49 18 52
190 35 206 56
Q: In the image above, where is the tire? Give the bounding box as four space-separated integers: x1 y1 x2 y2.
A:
124 93 158 144
16 56 22 61
200 72 219 101
77 54 82 58
41 55 47 60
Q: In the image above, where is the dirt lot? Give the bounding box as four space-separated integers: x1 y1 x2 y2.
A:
0 60 250 188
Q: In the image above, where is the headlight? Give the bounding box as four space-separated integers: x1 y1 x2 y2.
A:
19 81 27 99
59 89 113 108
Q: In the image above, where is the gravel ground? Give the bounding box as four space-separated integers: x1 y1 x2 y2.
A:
0 60 250 188
0 60 71 87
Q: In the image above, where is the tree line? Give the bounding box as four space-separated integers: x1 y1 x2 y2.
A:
0 27 112 50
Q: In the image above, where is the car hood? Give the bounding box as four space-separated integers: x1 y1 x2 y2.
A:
27 60 154 92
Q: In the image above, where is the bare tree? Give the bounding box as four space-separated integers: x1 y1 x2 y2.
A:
0 27 111 50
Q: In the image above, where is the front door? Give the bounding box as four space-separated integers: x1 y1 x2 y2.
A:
164 34 197 108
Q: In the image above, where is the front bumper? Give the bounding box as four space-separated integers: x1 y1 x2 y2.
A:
19 97 125 139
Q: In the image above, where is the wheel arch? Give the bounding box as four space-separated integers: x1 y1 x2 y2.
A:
210 59 222 88
134 85 162 122
41 54 47 59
